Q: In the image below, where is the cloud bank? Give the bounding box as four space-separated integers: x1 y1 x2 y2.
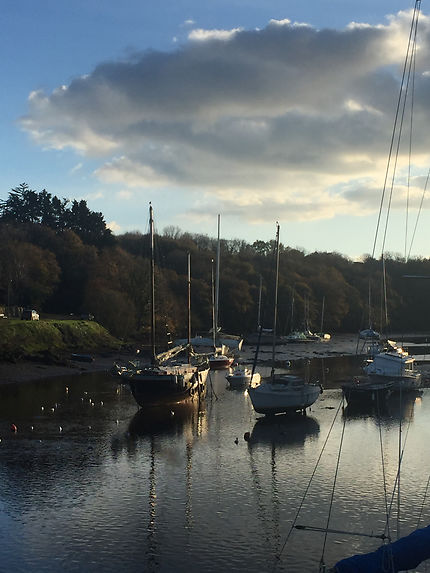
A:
20 10 430 223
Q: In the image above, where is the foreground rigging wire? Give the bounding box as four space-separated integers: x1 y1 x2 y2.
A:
271 397 345 571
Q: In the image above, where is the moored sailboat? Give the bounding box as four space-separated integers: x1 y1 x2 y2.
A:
112 206 209 407
248 223 322 415
208 215 235 370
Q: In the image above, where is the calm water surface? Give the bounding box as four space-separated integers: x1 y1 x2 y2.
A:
0 357 429 572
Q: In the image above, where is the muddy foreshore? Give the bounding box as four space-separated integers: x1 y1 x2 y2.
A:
0 333 428 386
0 334 363 386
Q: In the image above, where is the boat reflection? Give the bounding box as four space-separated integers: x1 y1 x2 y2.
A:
342 390 422 423
249 413 320 448
127 399 205 438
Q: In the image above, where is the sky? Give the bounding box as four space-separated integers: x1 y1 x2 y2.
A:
2 0 430 260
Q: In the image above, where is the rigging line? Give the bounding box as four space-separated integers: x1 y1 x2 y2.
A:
271 397 344 571
319 397 348 571
395 391 404 540
372 0 421 259
388 392 415 533
294 525 388 540
397 393 403 539
405 28 417 261
378 391 393 544
385 396 415 527
381 4 420 256
407 166 430 260
416 475 430 528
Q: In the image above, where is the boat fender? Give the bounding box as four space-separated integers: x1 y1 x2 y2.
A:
243 431 250 442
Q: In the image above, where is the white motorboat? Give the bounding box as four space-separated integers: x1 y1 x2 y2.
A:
226 366 261 388
363 341 421 391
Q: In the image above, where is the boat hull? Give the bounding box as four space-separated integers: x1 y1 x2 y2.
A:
209 356 234 370
342 379 394 406
117 365 209 407
248 382 321 415
367 374 421 392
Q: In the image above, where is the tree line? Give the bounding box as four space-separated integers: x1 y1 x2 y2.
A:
1 184 430 341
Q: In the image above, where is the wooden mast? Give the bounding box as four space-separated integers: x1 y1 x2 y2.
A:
187 252 191 364
271 222 280 379
211 259 216 353
149 203 156 365
215 214 221 343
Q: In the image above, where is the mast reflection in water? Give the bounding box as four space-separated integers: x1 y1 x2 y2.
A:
0 368 428 572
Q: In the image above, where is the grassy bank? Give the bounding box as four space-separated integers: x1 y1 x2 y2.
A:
0 319 122 362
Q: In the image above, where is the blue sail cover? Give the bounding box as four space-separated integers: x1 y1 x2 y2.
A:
334 524 430 573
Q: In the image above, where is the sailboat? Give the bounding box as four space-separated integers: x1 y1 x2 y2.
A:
315 296 331 341
246 275 283 345
208 214 235 370
248 223 322 415
112 205 209 407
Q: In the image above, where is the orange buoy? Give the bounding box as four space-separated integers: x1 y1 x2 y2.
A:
10 423 17 432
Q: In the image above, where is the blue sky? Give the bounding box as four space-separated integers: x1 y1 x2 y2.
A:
2 0 429 259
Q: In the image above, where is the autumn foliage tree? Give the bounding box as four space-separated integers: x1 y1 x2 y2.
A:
2 184 430 340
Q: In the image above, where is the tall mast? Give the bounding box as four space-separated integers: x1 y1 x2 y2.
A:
211 259 216 352
271 222 280 379
149 203 156 365
215 214 221 341
257 274 262 330
187 252 191 363
320 296 325 333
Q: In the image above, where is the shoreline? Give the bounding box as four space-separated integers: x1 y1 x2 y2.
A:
1 333 429 386
0 353 130 386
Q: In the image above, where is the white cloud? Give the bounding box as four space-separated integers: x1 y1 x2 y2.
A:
188 27 242 41
107 220 121 232
85 190 104 200
269 18 291 26
69 162 83 174
116 189 134 200
19 9 430 225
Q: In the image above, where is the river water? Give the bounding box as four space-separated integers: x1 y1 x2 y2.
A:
0 356 429 572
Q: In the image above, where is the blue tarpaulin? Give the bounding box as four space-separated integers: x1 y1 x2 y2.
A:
334 525 430 572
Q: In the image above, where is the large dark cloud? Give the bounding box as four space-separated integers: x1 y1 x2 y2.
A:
19 10 430 221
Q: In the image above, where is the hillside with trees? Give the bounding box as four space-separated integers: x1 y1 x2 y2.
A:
1 184 430 343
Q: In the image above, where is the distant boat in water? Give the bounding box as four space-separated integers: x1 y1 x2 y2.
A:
226 366 261 388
